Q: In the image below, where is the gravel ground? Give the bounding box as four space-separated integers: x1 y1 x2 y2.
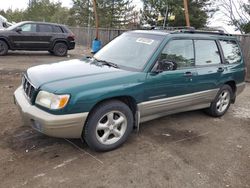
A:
0 47 249 188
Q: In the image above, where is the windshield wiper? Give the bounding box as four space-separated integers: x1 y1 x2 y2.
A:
94 58 119 69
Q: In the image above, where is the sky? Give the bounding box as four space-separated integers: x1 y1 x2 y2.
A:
0 0 143 10
0 0 248 34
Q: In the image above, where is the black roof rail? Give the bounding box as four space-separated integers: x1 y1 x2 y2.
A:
151 26 195 31
172 29 233 36
163 26 195 31
199 27 225 33
150 25 233 36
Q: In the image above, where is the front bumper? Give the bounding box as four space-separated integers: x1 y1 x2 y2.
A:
14 86 88 138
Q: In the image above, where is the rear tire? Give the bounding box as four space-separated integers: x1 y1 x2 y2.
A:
0 40 8 56
48 50 54 54
206 85 233 117
53 42 68 56
83 100 134 152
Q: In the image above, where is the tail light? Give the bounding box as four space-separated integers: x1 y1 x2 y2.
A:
68 32 75 41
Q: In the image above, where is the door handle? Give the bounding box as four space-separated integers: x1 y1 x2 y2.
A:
184 71 193 77
217 67 224 73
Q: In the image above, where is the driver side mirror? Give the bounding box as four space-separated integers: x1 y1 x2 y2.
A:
15 27 22 32
152 60 177 74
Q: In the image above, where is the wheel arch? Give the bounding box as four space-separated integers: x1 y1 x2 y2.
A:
84 95 138 131
0 37 11 49
51 39 69 50
224 80 236 103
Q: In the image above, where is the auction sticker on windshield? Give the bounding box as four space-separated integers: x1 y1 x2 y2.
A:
136 38 154 45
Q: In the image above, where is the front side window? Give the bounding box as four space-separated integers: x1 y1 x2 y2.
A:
220 40 241 64
94 33 164 71
38 24 53 32
159 39 195 70
194 40 221 66
20 24 36 32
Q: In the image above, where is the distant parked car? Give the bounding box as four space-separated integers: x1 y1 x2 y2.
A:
0 21 75 56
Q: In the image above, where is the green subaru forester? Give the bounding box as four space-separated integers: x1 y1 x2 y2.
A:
14 29 246 151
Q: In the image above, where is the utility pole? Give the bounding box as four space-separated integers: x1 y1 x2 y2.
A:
183 0 190 27
111 0 114 28
87 0 91 45
163 6 168 29
92 0 99 39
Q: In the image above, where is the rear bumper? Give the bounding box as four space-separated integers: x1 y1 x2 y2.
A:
14 86 88 138
68 41 75 50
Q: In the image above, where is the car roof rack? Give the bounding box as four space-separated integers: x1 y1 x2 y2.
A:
150 26 233 36
172 27 233 36
151 26 195 31
163 26 196 31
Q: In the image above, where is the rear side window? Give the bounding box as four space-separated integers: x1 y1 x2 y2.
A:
220 40 241 64
160 40 195 69
38 24 53 32
53 26 63 33
61 26 71 33
194 40 221 66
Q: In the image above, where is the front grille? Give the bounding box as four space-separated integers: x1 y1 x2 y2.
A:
22 75 36 101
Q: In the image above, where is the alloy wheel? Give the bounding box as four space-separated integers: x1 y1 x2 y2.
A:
95 111 127 145
216 90 230 113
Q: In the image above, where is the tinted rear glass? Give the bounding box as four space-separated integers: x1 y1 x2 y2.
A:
53 26 63 33
61 26 71 33
38 24 53 32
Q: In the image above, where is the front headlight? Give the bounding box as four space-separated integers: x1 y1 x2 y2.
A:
35 91 70 110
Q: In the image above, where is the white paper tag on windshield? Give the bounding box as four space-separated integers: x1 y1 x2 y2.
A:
136 38 154 45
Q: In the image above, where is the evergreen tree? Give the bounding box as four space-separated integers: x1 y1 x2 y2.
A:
68 0 91 27
141 0 214 29
96 0 135 28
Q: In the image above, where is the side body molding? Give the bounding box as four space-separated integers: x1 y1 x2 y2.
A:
138 89 219 123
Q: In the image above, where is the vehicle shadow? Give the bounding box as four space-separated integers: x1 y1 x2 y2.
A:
1 110 209 160
7 51 55 57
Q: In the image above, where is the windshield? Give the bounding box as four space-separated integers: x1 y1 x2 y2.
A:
94 32 164 71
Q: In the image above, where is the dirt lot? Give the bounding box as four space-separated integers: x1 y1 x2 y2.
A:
0 47 250 188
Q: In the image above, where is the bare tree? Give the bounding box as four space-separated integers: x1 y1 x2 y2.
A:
217 0 250 33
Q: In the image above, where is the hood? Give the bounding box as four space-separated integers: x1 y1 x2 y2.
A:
26 59 127 88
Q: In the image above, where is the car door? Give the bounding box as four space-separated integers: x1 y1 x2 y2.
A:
141 39 197 119
9 23 39 49
191 39 224 94
36 24 54 49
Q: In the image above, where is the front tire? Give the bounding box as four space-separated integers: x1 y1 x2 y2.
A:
0 40 8 56
206 85 233 117
53 42 68 56
83 100 134 152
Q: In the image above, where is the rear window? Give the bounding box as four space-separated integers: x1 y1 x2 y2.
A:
61 26 71 33
194 40 221 66
53 26 63 33
220 40 242 64
38 24 53 32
